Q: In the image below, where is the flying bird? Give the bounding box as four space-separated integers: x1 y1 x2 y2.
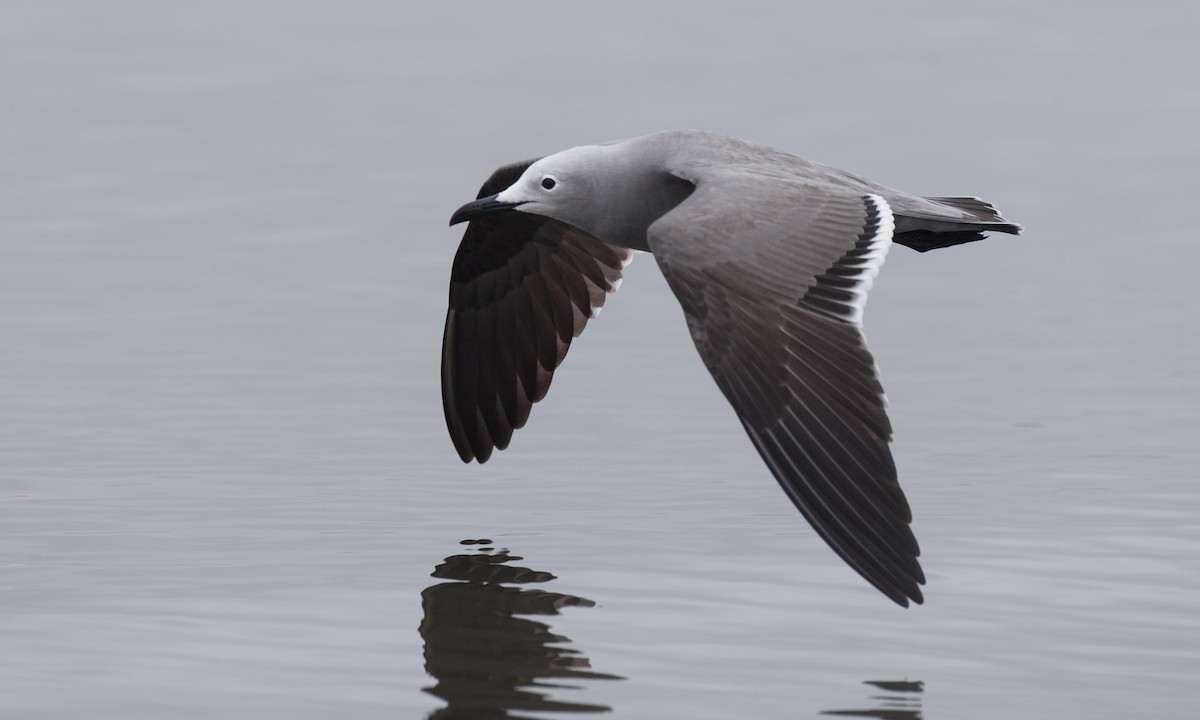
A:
442 130 1021 606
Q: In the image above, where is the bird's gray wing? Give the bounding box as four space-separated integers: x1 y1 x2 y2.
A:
443 160 631 463
647 171 924 606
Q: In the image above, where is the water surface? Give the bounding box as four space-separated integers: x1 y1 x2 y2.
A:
3 2 1199 718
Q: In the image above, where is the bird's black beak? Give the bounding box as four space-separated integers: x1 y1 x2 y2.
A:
449 193 523 226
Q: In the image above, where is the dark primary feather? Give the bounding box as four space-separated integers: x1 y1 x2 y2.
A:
442 161 630 463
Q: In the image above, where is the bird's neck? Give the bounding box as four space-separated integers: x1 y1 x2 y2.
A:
586 138 695 252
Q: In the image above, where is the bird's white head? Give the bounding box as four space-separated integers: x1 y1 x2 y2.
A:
495 146 605 227
449 139 691 251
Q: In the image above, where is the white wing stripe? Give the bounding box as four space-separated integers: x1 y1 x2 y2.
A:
845 194 894 325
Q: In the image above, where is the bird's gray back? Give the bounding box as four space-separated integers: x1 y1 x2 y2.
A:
624 130 1015 233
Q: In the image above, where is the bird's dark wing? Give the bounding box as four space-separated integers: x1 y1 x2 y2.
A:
648 170 924 606
443 160 631 462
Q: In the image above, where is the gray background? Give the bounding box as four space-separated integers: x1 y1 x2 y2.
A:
3 2 1198 718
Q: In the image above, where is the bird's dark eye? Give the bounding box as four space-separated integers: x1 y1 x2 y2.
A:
541 176 557 190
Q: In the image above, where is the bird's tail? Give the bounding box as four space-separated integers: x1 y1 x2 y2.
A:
893 196 1022 252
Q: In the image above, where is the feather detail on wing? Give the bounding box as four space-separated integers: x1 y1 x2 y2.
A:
442 160 631 462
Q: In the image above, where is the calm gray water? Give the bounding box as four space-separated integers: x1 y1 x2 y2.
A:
3 2 1199 718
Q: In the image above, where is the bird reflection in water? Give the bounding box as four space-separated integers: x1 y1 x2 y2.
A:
420 540 622 718
822 680 924 720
